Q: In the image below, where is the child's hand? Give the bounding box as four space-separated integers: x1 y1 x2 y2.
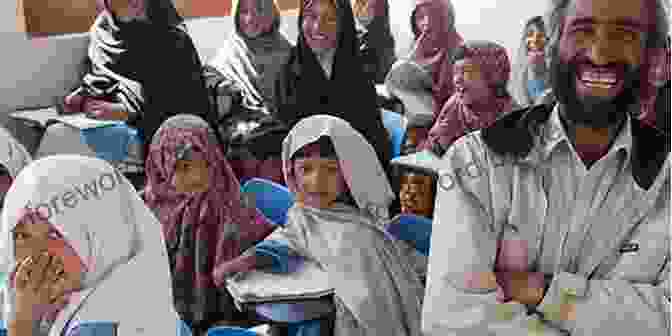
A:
13 253 67 322
63 93 86 114
212 254 259 287
83 100 128 121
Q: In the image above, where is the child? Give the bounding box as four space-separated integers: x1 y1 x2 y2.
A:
144 114 275 334
215 115 424 336
1 155 178 336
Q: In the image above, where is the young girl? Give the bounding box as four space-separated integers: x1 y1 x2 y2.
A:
385 0 463 118
40 0 216 164
421 41 519 155
144 115 275 334
1 155 178 336
215 115 424 336
204 0 293 185
510 16 550 107
275 0 392 176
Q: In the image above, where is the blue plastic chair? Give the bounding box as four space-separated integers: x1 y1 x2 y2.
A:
178 319 192 336
66 321 118 336
241 178 295 226
381 109 406 158
386 214 433 256
206 326 259 336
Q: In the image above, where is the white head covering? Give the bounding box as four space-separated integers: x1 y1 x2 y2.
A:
281 115 395 223
0 126 31 179
0 155 177 336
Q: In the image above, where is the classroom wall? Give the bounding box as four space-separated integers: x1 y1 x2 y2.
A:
0 0 549 123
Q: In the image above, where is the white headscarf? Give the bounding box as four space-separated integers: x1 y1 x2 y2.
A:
0 126 31 179
0 155 177 336
281 115 395 224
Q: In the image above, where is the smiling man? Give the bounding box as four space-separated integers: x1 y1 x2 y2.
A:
422 0 670 335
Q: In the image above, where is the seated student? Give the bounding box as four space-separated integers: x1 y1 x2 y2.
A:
2 155 179 336
389 151 442 284
143 114 275 335
351 0 396 84
214 115 424 336
204 0 293 184
385 0 463 118
420 41 519 156
390 151 441 219
39 0 216 170
510 16 551 107
275 0 392 175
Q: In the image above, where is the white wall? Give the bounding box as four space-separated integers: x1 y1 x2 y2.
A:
0 0 550 121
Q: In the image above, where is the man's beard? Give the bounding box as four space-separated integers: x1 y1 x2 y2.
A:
550 49 641 128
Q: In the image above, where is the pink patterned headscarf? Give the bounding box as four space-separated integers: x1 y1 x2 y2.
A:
410 0 463 114
144 115 274 288
421 41 516 153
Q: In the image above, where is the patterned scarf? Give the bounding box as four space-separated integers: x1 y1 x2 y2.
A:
422 41 516 152
144 115 274 323
409 0 463 113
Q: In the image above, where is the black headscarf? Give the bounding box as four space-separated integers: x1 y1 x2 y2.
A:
655 81 670 134
72 0 217 157
275 0 392 172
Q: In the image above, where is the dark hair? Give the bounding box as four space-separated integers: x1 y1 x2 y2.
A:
525 16 546 35
290 136 357 207
291 136 338 160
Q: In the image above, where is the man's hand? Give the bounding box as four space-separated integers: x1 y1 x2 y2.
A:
495 271 546 306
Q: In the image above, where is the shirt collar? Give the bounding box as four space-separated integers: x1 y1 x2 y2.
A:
539 104 633 164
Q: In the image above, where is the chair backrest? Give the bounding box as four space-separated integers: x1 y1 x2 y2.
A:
178 319 192 336
66 321 119 336
241 178 295 226
381 109 407 158
385 214 433 256
206 326 260 336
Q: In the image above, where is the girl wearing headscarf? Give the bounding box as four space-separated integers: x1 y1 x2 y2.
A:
510 16 551 107
385 0 463 118
214 115 424 336
47 0 216 164
204 0 293 185
420 41 518 156
275 0 392 174
1 155 178 336
351 0 396 83
143 115 275 335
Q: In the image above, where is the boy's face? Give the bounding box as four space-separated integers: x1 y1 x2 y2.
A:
399 172 434 218
293 155 345 209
